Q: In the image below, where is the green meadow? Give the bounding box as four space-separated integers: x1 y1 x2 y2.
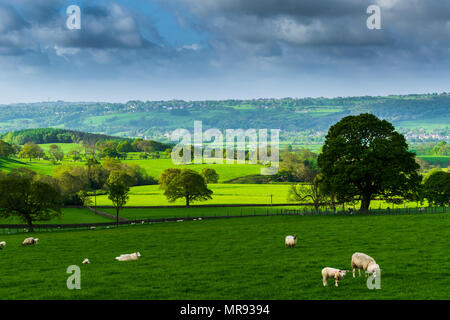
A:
93 183 424 209
0 213 448 299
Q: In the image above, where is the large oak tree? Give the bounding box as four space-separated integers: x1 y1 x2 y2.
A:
161 169 213 207
317 113 421 211
0 170 62 231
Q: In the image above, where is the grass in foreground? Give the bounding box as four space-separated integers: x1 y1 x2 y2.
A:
0 213 448 299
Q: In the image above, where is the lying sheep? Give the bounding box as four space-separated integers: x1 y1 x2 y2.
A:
22 237 39 246
0 241 5 249
322 268 348 287
351 252 380 278
285 235 298 248
82 258 90 264
115 252 141 261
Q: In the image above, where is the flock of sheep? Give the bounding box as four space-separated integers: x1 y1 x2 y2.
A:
0 238 141 264
285 235 381 287
0 237 39 248
1 232 379 289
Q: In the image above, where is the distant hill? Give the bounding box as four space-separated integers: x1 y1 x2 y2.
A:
0 128 171 151
0 94 449 144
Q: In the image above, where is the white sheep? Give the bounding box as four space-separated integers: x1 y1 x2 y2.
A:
82 258 90 264
322 267 348 287
0 241 6 249
177 219 183 222
22 237 39 246
90 226 96 230
351 252 380 278
115 252 141 261
285 235 298 248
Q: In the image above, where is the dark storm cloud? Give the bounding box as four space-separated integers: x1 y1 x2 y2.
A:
0 0 162 63
170 0 449 60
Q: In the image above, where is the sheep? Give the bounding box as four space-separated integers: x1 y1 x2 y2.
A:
115 252 141 261
22 237 39 246
322 268 348 287
285 235 298 248
0 241 6 249
82 258 90 264
351 252 380 278
90 226 96 230
177 219 183 222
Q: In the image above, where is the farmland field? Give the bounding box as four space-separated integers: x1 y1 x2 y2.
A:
0 213 448 299
0 208 111 226
93 183 425 208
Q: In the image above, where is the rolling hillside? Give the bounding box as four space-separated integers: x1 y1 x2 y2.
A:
0 94 449 145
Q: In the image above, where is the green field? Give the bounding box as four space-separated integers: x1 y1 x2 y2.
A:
93 183 424 208
94 184 292 206
0 208 111 226
122 159 264 182
0 213 448 299
0 155 264 182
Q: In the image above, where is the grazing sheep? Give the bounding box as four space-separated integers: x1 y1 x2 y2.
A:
22 237 39 246
82 258 90 264
177 219 183 222
285 235 298 248
198 218 202 221
115 252 141 261
0 241 6 249
90 226 96 230
351 252 380 278
322 268 348 287
419 207 425 212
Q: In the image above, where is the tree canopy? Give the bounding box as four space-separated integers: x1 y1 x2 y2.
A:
160 169 213 207
317 113 421 211
0 169 62 231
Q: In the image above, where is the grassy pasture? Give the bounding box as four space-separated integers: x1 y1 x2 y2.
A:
93 183 425 208
0 213 448 299
122 158 264 181
94 184 292 206
0 208 111 226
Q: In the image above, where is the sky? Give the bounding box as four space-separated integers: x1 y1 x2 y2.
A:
0 0 449 103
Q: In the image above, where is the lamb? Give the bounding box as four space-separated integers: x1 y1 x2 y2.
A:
115 252 141 261
82 258 90 264
0 241 5 249
22 237 39 246
351 252 380 278
322 268 348 287
285 235 298 248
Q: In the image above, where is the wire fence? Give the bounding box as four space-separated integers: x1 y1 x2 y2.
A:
0 205 447 235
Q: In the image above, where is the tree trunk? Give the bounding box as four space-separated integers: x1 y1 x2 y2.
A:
94 190 97 207
360 193 371 212
116 207 119 227
27 218 34 232
186 196 190 207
